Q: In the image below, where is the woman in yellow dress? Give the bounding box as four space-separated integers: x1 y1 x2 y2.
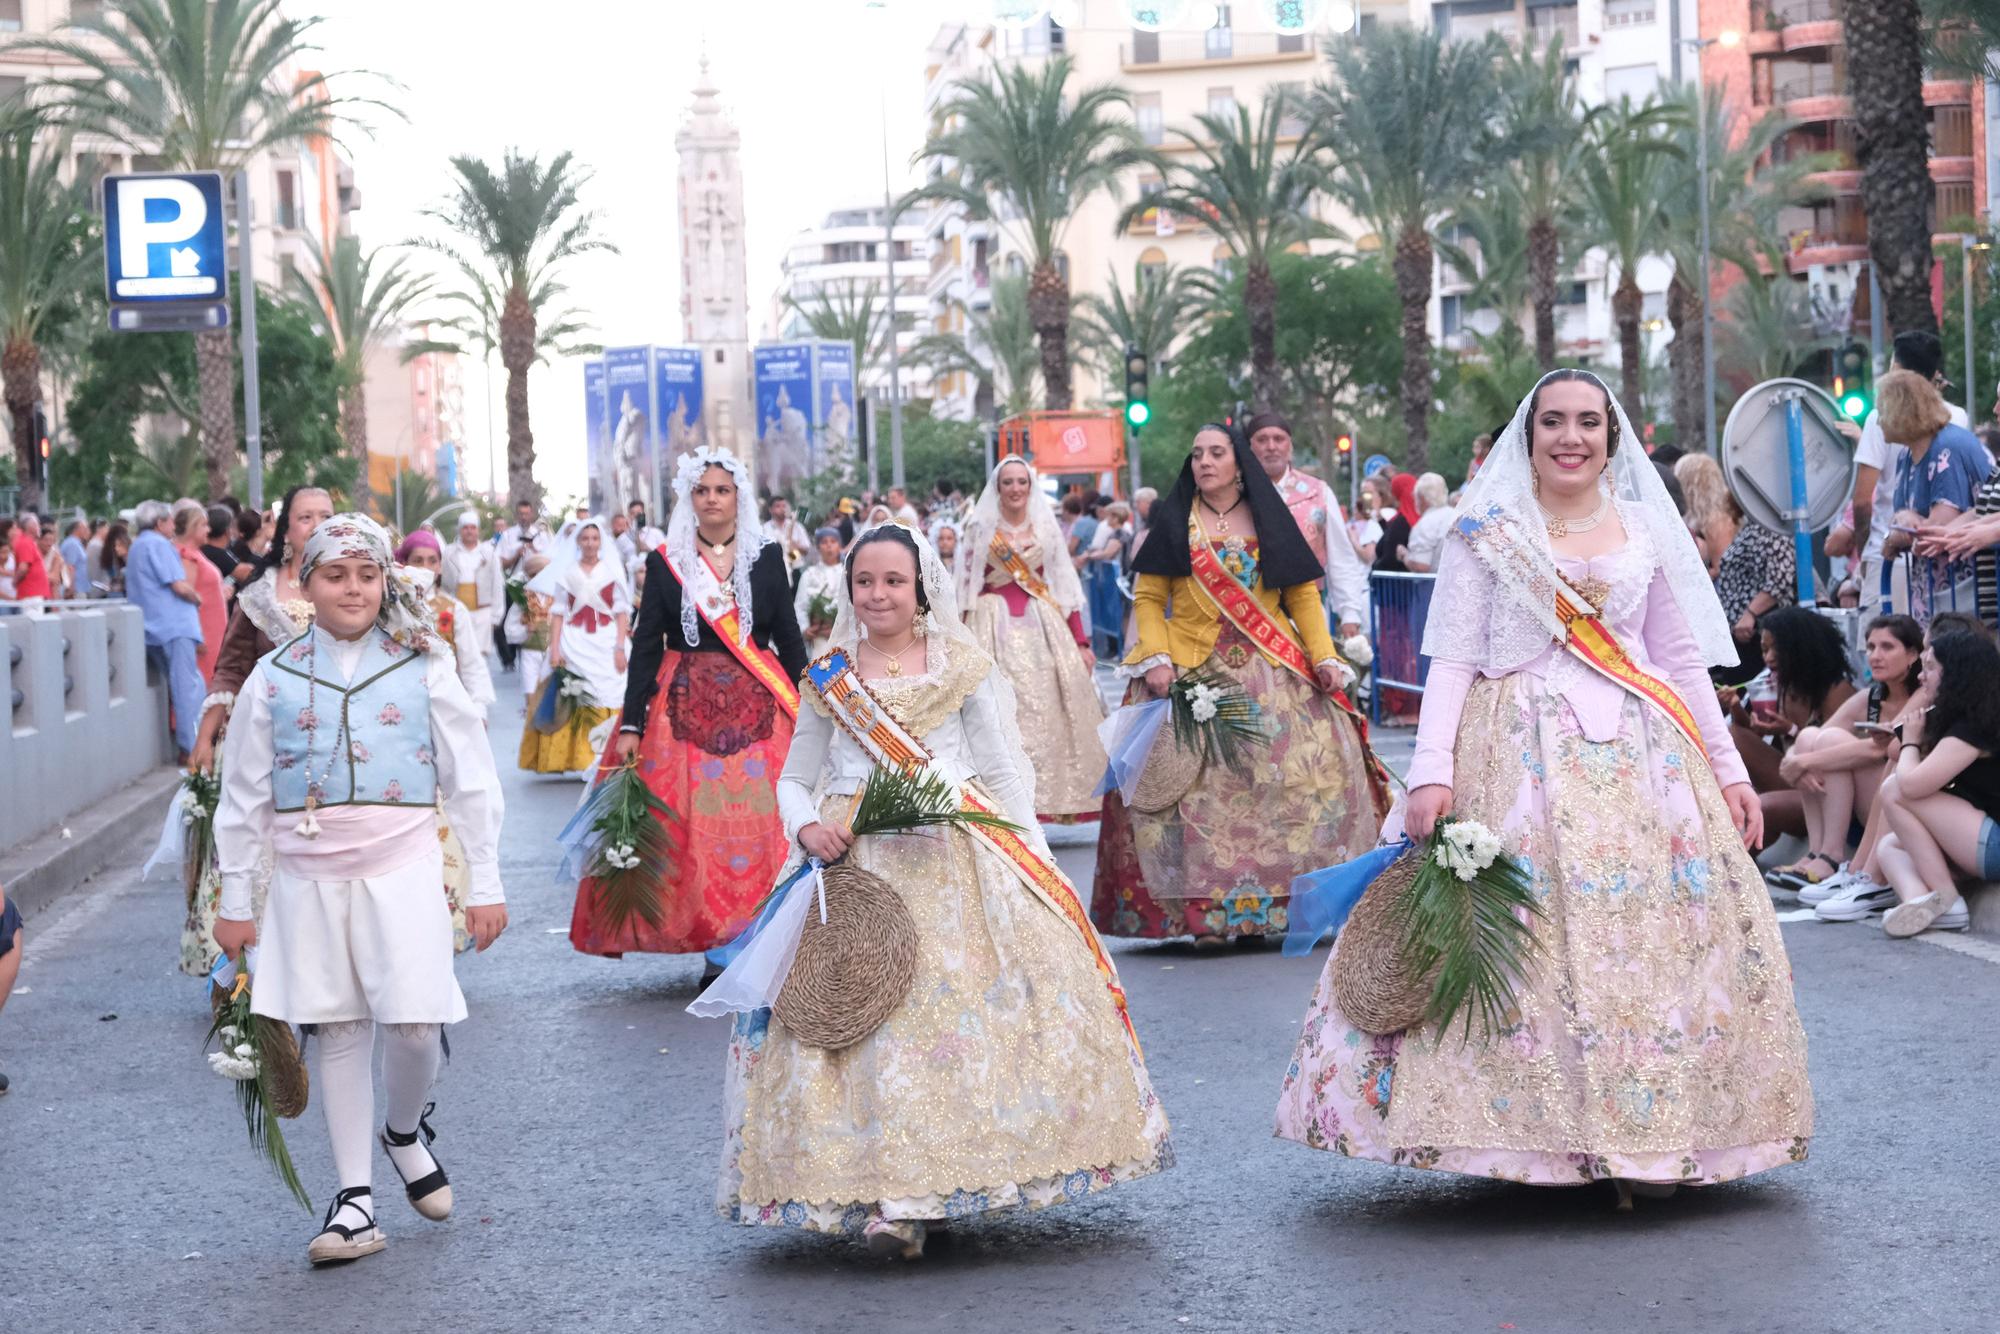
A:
956 457 1107 825
1091 422 1388 944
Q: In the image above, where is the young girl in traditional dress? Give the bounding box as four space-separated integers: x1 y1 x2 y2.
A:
701 523 1171 1259
957 457 1108 824
1092 424 1388 945
572 448 808 966
520 518 630 774
1274 371 1813 1207
213 513 508 1265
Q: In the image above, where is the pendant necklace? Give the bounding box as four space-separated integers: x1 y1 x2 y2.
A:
704 529 735 559
1200 493 1240 535
871 637 918 677
293 633 349 840
1539 490 1609 539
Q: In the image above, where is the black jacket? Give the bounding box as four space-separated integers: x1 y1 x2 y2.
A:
622 543 810 734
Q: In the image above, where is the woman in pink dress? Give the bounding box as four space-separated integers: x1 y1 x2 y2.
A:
1275 371 1813 1207
173 499 229 683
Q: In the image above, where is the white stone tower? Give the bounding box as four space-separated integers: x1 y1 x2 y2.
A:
676 57 754 463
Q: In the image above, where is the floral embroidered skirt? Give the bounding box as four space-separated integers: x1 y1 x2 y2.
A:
1090 625 1387 940
965 591 1107 823
569 646 793 957
1274 671 1815 1185
717 807 1172 1233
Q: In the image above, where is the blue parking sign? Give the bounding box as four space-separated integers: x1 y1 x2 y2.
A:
103 171 230 330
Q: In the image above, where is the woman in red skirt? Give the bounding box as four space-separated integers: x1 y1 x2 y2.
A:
570 448 809 977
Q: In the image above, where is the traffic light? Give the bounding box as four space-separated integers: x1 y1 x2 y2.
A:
1335 431 1354 456
1835 341 1871 421
1122 343 1150 429
28 406 48 491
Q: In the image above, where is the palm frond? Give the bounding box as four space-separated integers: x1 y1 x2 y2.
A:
205 983 310 1208
849 765 1022 840
581 763 680 934
1165 665 1268 775
1393 821 1543 1046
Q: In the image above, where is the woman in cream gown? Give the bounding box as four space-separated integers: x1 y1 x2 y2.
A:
1274 372 1813 1205
956 458 1108 824
703 523 1170 1259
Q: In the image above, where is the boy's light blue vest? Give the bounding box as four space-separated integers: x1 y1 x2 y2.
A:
263 630 438 813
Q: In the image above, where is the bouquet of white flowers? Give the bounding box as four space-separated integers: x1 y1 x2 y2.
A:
557 761 679 933
1165 666 1267 777
1396 816 1541 1041
205 959 310 1208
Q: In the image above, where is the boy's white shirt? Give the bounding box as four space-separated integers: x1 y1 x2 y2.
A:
214 630 506 921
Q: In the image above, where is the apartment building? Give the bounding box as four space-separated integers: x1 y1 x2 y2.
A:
766 203 934 401
917 2 1700 414
362 323 468 502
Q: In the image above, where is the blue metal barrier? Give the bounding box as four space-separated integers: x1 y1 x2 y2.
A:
1368 571 1436 725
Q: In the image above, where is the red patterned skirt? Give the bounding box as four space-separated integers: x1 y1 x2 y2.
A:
569 646 795 957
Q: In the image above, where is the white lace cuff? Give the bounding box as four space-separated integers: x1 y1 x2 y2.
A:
201 690 236 716
1116 653 1172 680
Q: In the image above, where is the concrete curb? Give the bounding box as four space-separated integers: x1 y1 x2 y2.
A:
0 766 181 922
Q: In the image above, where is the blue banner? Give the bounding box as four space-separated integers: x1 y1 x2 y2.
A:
583 359 609 515
813 340 856 472
754 342 816 496
603 346 660 524
653 346 706 478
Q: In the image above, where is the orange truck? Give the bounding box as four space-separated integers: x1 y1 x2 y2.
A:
995 411 1129 499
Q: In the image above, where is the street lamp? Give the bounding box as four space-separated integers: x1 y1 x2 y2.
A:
867 0 906 491
1682 29 1740 457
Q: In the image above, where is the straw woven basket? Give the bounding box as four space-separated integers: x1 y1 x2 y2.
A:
1129 729 1203 813
774 861 920 1050
1328 845 1438 1036
209 981 310 1119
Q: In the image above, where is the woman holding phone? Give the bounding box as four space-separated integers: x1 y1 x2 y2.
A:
1765 615 1923 892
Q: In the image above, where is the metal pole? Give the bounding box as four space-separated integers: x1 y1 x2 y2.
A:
1965 238 1977 419
1870 263 1887 374
235 170 263 510
1783 393 1814 604
880 87 905 491
1128 423 1141 498
1695 49 1718 456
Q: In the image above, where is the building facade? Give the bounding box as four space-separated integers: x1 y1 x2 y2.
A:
765 203 933 401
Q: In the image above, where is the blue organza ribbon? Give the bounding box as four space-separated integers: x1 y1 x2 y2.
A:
1281 839 1411 957
708 858 822 969
529 671 563 734
1094 697 1171 805
553 767 618 884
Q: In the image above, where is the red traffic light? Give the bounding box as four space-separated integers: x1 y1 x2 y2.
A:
1336 433 1353 453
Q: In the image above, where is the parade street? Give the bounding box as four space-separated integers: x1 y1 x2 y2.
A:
5 693 1997 1334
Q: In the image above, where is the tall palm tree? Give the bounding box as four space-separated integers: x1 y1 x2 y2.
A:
422 150 614 505
0 108 98 511
1120 93 1328 410
1074 260 1203 387
1305 25 1502 470
1718 272 1839 388
1577 97 1677 416
784 280 895 381
1435 194 1534 339
1844 0 1937 336
907 56 1146 411
26 0 389 499
909 273 1047 420
286 236 432 464
1656 86 1828 446
1492 36 1592 370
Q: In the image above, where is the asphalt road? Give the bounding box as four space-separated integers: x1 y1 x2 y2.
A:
7 675 2000 1333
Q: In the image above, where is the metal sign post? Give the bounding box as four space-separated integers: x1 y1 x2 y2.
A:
1781 392 1814 604
236 171 263 511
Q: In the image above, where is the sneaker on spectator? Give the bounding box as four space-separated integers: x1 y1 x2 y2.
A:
1814 874 1899 922
1797 864 1854 905
1884 892 1968 938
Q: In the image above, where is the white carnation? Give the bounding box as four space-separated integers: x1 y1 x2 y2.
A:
1342 634 1374 668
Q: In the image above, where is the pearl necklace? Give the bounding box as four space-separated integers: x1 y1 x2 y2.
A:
1539 490 1610 539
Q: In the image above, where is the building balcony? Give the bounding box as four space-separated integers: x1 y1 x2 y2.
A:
1781 19 1843 53
1782 91 1852 123
1809 168 1862 193
1925 79 1975 107
1120 29 1312 72
1786 238 1869 274
1931 155 1976 184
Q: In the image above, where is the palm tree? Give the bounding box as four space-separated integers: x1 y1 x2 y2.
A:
0 108 98 510
1073 260 1203 389
1718 273 1838 388
1656 86 1828 446
907 56 1146 411
371 466 447 533
1435 195 1534 341
908 273 1047 419
25 0 389 499
1492 36 1593 371
1577 97 1677 416
1120 93 1328 410
286 236 432 464
784 280 896 380
422 150 614 505
1844 0 1938 336
1305 25 1502 470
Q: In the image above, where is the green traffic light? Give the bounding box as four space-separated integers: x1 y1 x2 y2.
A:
1126 400 1151 427
1841 393 1868 420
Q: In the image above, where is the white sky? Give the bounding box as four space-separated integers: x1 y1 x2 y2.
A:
310 0 960 500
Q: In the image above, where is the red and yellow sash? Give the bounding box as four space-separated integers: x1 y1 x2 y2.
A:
666 554 799 720
804 648 1140 1054
988 532 1061 613
1554 582 1708 760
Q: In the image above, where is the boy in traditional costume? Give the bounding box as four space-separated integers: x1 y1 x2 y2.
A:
213 514 508 1266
